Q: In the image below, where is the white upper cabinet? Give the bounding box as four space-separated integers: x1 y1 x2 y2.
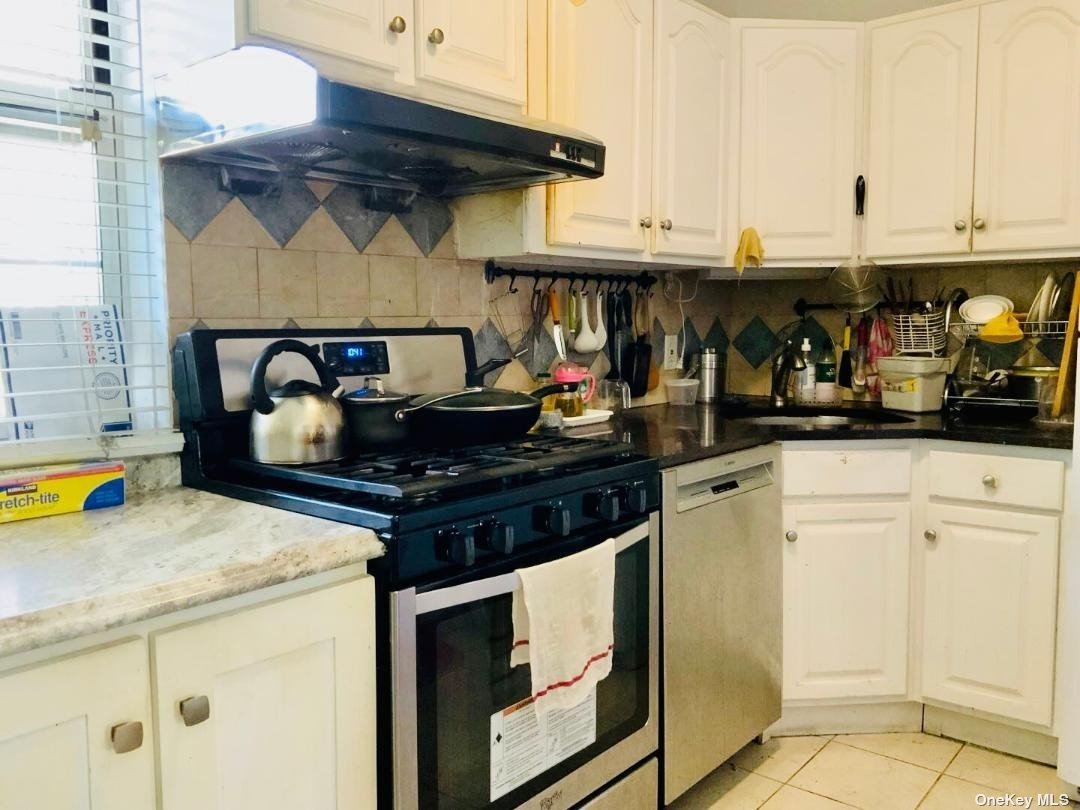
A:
0 640 155 810
972 0 1080 252
652 1 730 259
922 504 1059 726
415 0 527 104
249 0 411 76
738 25 860 261
153 579 376 810
547 0 654 252
865 8 979 258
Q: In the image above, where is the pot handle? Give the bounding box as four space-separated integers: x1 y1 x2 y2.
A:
250 339 342 415
394 387 486 423
466 358 512 387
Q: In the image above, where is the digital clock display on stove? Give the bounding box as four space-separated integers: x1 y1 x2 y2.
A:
322 340 389 376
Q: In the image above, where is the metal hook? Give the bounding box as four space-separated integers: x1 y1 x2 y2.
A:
532 275 542 293
567 276 578 294
508 272 519 294
547 276 558 291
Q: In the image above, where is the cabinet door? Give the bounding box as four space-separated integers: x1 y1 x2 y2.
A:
865 9 979 258
548 0 653 252
415 0 526 105
154 578 376 810
739 26 859 260
249 0 410 76
783 501 910 700
922 504 1059 725
652 0 730 259
0 640 154 810
972 0 1080 252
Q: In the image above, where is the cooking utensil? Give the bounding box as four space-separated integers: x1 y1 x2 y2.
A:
249 338 347 465
566 286 578 351
548 288 566 361
593 289 607 351
838 315 853 388
341 376 411 448
396 381 577 446
573 289 598 352
1052 275 1080 418
623 288 653 397
829 176 883 314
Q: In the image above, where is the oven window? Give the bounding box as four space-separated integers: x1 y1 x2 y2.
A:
414 539 650 809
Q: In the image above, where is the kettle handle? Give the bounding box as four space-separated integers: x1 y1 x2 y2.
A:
250 339 342 415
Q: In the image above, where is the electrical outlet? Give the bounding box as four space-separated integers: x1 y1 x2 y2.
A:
664 335 681 370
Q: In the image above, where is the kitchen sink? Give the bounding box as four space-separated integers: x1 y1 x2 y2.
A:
725 407 915 427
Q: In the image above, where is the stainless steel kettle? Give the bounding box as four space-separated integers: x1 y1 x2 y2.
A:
249 339 347 465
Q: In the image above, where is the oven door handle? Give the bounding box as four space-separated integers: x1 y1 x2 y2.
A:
412 519 650 615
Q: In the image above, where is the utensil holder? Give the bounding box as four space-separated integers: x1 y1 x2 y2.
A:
888 311 947 356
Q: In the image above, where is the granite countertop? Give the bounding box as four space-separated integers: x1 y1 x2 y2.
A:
565 399 1073 468
0 487 384 658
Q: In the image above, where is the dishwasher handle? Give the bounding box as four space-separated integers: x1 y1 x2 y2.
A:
675 461 775 513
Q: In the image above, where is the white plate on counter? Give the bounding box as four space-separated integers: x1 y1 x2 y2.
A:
562 409 614 427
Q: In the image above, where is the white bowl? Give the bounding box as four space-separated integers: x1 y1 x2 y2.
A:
959 295 1014 325
665 378 700 406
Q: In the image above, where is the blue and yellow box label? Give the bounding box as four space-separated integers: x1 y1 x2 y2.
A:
0 461 125 524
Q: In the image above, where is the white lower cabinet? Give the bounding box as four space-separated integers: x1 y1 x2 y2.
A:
154 576 377 810
782 501 910 700
922 503 1060 726
0 639 155 810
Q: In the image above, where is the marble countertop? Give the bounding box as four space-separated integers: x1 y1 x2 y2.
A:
565 399 1073 468
0 486 384 658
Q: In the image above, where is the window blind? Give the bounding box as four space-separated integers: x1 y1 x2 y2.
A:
0 0 174 454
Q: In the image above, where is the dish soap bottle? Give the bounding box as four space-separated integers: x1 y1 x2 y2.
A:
816 337 837 402
796 338 816 403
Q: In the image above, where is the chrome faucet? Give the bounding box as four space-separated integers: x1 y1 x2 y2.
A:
771 340 807 406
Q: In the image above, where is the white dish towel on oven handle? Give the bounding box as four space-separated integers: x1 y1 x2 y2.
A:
510 538 616 719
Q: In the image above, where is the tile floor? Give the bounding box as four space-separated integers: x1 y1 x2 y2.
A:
671 733 1073 809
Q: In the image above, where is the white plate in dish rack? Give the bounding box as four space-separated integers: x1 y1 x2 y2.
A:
561 409 614 427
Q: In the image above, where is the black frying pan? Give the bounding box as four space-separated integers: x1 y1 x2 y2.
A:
396 382 577 446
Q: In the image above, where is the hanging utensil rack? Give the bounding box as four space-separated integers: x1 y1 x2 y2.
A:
483 259 658 293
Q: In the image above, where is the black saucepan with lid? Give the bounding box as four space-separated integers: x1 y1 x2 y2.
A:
341 376 412 449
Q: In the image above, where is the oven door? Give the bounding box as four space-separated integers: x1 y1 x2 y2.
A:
392 514 658 810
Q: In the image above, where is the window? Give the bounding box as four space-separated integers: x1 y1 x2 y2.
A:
0 0 175 457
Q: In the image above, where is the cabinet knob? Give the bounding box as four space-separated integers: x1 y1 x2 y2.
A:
388 15 406 33
639 216 652 229
660 218 673 230
428 27 445 44
110 721 144 754
924 529 938 542
954 219 967 232
785 530 798 542
973 217 987 231
982 474 998 488
180 695 211 727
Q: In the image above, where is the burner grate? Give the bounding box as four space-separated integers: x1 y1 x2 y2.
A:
228 435 634 500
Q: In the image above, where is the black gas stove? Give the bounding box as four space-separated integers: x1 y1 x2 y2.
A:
174 327 659 586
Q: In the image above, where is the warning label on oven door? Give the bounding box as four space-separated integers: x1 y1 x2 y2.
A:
489 688 597 801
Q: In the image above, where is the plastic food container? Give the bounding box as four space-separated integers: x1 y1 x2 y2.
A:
665 378 700 406
876 356 954 412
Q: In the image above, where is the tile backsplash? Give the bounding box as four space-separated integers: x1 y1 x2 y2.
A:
163 163 1074 402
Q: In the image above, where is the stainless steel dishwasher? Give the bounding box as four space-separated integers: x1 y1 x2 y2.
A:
661 443 782 804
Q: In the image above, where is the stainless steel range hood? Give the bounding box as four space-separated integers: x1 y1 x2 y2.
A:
156 47 604 198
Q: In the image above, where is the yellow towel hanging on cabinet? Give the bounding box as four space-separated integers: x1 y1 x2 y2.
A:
733 227 764 277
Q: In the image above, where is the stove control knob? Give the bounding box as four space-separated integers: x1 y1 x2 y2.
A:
477 522 515 555
439 529 476 567
536 505 572 537
587 491 621 523
621 482 650 514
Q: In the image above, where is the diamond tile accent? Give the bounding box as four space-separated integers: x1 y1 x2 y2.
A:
396 196 454 257
650 317 666 360
979 338 1027 371
323 185 393 252
425 318 440 328
238 176 320 246
360 317 376 328
516 322 559 378
789 315 834 355
680 317 702 362
162 163 232 240
702 317 730 352
1037 338 1065 366
474 318 514 386
734 316 780 369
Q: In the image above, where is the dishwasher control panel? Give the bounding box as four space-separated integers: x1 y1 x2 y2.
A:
675 460 775 512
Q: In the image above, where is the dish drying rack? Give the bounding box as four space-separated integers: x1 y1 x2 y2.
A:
950 320 1070 339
